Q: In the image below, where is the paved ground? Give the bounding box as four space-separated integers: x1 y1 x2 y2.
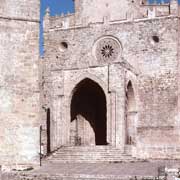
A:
28 160 180 178
3 160 180 180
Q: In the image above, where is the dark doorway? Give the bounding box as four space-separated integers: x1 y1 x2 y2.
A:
47 108 51 154
71 78 107 145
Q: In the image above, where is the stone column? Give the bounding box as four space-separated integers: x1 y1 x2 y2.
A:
109 92 116 146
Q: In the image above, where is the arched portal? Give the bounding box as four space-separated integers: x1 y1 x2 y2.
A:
126 81 137 145
70 78 107 146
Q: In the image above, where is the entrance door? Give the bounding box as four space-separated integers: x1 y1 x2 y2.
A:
70 78 107 146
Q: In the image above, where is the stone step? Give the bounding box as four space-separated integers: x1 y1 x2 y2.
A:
50 156 133 159
54 150 127 153
52 146 125 152
47 159 136 163
49 153 129 157
57 145 123 150
55 149 125 153
47 156 135 160
50 159 134 161
50 155 133 158
44 146 139 163
52 154 132 158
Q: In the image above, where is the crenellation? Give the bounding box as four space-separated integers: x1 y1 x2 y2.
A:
45 1 177 32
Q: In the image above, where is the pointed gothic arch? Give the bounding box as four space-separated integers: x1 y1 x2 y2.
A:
70 78 107 146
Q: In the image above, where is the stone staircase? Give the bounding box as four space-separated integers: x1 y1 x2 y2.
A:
44 146 140 163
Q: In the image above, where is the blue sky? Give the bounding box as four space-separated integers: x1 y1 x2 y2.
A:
40 0 74 17
39 0 175 55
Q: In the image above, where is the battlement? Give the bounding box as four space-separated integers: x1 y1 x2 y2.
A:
44 0 178 31
44 11 75 31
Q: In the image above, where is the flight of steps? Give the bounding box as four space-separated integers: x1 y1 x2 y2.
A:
44 146 140 163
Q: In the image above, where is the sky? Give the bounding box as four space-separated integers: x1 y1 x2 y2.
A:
39 0 175 55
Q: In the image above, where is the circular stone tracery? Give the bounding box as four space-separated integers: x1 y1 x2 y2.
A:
101 45 114 58
95 37 121 62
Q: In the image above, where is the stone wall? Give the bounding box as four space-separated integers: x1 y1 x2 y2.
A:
42 0 180 159
0 0 39 20
0 0 40 166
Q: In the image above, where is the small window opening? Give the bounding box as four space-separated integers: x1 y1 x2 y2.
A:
59 42 68 52
152 35 159 43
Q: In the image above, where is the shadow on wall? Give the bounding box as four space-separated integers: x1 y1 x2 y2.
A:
126 81 137 145
47 108 51 154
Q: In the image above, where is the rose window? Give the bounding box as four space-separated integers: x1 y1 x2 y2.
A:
94 37 121 62
101 45 114 58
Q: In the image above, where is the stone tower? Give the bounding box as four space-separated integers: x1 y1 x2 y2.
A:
0 0 40 167
74 0 144 24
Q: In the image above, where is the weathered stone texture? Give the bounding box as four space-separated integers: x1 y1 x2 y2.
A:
42 0 180 161
0 1 40 166
0 0 40 20
1 0 180 170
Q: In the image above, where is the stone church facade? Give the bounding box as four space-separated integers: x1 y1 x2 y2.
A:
1 0 180 168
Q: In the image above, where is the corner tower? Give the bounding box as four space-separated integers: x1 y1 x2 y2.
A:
74 0 144 24
0 0 40 167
